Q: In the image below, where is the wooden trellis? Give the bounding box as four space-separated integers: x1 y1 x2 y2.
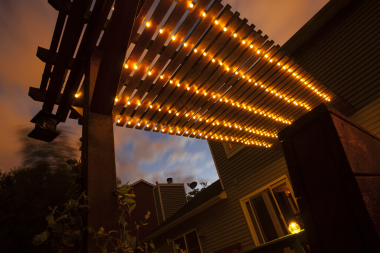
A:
30 0 351 148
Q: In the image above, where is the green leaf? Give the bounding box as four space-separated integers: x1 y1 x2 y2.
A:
145 210 151 220
46 213 54 223
101 238 110 252
97 227 105 235
108 230 118 235
32 234 43 246
123 198 135 205
79 205 90 209
56 214 68 221
49 222 63 234
119 216 126 225
65 230 81 246
90 236 98 250
40 231 49 242
129 203 136 213
150 241 155 250
87 227 94 235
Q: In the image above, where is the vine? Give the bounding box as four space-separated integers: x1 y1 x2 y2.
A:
33 158 156 253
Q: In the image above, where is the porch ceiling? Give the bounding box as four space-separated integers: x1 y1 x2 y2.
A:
30 0 351 148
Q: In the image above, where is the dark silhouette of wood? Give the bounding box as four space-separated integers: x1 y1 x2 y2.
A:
278 103 380 253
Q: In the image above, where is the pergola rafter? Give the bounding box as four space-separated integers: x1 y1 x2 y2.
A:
30 0 352 149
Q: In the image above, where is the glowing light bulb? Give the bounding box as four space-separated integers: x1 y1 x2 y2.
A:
177 83 180 87
194 49 198 53
127 101 131 105
146 22 151 27
184 43 188 47
277 62 281 66
250 45 253 48
212 59 215 62
288 222 301 234
75 93 79 98
160 75 163 79
233 33 237 37
189 3 194 8
204 92 207 96
187 87 190 90
257 50 260 54
242 40 246 44
223 27 227 31
158 108 161 111
169 110 171 113
148 71 152 75
150 105 153 108
196 90 199 93
159 29 163 33
115 98 118 102
215 20 218 24
226 67 230 71
117 119 120 123
202 12 206 17
172 36 175 40
176 113 179 116
219 62 223 65
203 52 207 56
270 59 273 63
124 64 128 69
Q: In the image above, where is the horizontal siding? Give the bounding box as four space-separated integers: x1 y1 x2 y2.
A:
289 0 380 111
154 187 164 225
150 141 289 253
158 243 173 253
160 186 188 220
350 96 380 137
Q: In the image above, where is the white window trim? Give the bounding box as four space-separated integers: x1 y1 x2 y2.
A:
239 175 298 246
172 229 203 253
222 142 245 159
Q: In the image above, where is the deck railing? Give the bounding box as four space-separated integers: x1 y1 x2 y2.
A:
239 230 307 253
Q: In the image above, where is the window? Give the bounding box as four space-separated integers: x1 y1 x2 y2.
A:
222 142 245 159
173 230 202 253
240 176 301 248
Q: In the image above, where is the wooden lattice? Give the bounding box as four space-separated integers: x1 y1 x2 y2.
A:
30 0 346 148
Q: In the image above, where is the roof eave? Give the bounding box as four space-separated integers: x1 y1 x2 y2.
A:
142 190 227 243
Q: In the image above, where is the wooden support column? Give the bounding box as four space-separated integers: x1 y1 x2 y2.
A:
82 49 119 252
278 103 380 253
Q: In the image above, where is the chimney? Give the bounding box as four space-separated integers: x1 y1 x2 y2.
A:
153 180 187 225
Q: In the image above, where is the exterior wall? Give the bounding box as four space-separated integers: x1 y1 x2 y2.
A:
132 182 159 240
160 185 188 220
282 0 380 112
152 145 289 253
350 96 380 138
154 187 165 224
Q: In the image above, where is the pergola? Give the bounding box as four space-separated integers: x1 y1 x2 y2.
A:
28 0 379 252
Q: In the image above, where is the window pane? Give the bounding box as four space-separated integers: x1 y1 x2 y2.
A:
272 183 298 226
174 236 186 252
245 202 262 245
250 194 278 242
185 231 201 253
268 189 289 235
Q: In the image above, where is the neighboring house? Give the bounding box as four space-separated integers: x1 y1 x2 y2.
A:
141 0 380 252
130 179 159 240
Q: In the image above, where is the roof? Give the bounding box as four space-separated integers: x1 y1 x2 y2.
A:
146 179 224 237
131 179 155 187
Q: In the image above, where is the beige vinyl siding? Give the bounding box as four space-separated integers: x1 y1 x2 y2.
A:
157 243 173 253
154 187 164 224
283 0 380 112
350 96 380 138
151 143 290 252
160 186 188 220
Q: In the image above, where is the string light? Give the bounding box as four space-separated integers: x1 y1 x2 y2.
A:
202 12 206 17
159 29 163 33
189 3 194 8
172 36 175 40
124 64 128 69
146 22 151 27
75 93 79 98
223 27 227 31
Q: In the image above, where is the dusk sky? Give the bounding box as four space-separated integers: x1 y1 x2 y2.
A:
0 0 328 188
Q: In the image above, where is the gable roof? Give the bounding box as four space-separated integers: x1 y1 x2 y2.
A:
143 179 225 241
131 179 155 187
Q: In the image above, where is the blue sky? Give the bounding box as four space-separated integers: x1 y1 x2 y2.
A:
0 0 328 189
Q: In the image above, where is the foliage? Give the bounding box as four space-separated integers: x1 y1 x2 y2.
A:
32 158 157 253
186 182 208 201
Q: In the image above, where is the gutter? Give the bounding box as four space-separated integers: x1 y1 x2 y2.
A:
142 190 227 242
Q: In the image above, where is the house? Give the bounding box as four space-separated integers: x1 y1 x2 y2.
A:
141 0 380 252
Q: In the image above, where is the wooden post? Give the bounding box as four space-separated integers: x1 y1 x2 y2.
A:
82 49 119 252
278 103 380 253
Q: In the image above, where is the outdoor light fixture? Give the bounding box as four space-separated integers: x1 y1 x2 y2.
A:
28 110 61 142
288 222 301 234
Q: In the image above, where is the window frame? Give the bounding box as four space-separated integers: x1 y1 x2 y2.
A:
171 229 203 253
222 142 245 159
239 175 298 246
